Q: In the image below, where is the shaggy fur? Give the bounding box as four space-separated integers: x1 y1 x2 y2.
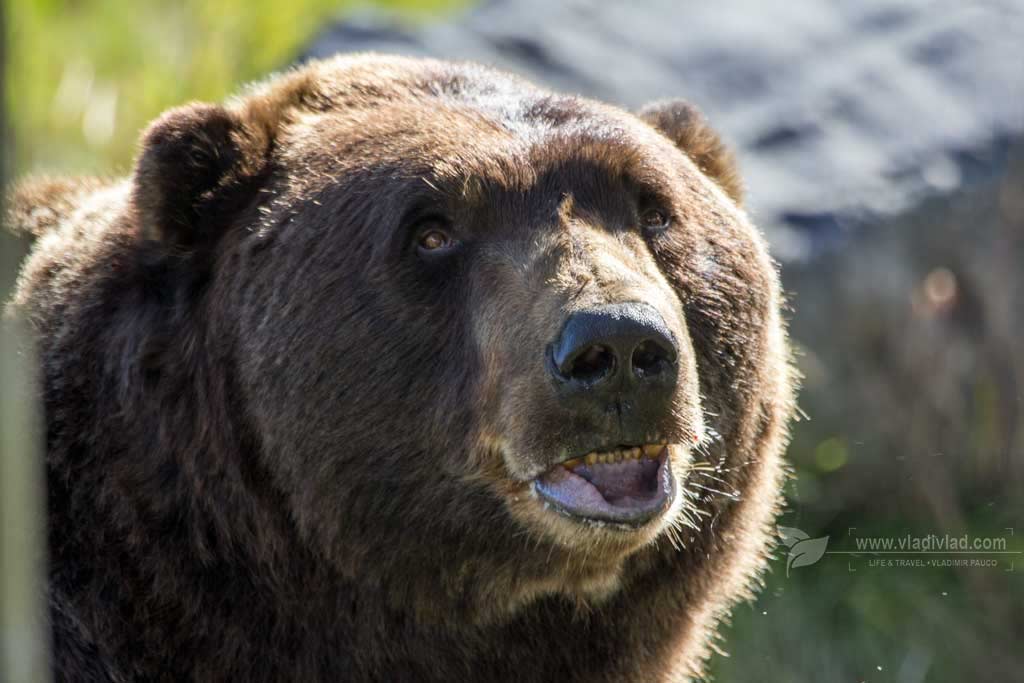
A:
8 55 794 681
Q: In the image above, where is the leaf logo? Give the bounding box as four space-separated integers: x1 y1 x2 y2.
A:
778 526 829 576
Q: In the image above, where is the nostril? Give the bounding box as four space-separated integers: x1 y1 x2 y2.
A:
565 344 616 383
632 339 673 379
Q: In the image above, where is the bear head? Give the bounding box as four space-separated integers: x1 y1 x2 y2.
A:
125 55 789 624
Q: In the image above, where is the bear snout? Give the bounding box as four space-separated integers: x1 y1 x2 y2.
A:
548 303 684 450
520 302 682 527
547 301 678 416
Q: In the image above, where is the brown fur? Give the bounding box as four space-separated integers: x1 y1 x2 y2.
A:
8 54 794 681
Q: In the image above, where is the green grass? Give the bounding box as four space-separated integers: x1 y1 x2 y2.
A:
7 0 465 176
709 518 1024 682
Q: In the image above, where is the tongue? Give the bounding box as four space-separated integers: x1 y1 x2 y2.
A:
573 458 662 506
534 454 672 526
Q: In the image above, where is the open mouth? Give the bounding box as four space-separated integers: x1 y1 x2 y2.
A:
533 444 674 527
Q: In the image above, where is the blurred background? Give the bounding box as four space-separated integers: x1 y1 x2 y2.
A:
3 1 1023 681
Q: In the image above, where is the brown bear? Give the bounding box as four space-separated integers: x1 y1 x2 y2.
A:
9 54 794 681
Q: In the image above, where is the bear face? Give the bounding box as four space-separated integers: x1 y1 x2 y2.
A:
191 57 773 611
11 55 794 680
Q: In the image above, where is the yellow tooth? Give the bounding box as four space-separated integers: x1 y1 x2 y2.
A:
562 457 581 470
613 450 623 462
586 452 598 465
643 444 662 458
631 447 642 459
600 453 610 464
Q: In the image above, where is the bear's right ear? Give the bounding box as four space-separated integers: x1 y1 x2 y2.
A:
637 100 743 206
131 103 268 249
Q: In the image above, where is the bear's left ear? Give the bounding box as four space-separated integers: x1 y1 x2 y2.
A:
637 100 743 206
131 102 270 249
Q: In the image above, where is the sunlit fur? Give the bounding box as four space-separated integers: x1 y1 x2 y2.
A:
9 54 795 681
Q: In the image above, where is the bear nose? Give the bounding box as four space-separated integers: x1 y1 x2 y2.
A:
549 302 678 392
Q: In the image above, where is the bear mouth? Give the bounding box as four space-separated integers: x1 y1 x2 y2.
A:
533 444 674 527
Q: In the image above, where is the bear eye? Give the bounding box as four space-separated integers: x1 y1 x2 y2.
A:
639 207 671 235
414 220 458 257
419 230 451 251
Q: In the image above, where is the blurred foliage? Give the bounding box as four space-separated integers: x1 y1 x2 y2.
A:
7 0 465 176
710 143 1024 682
